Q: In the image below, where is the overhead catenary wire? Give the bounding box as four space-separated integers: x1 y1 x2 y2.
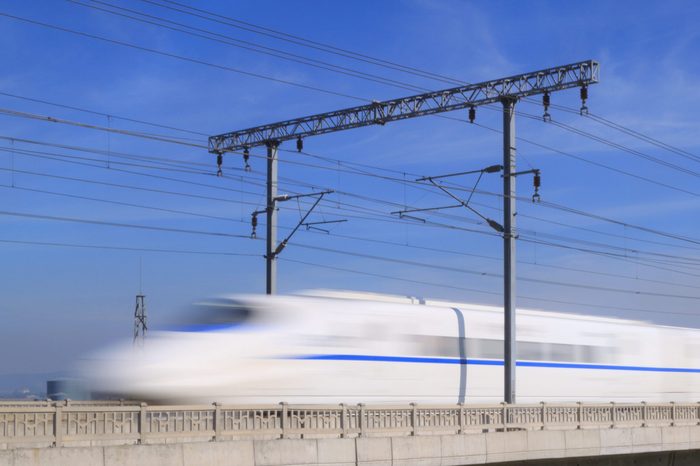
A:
6 124 700 274
1 3 696 330
6 139 700 270
2 16 696 262
77 0 700 182
0 13 696 249
278 257 700 318
5 165 700 299
0 12 368 103
0 238 259 257
68 0 431 94
7 6 699 195
0 234 692 318
5 156 699 290
282 241 700 300
0 90 209 138
0 209 255 240
12 6 699 198
120 0 700 173
1 197 696 301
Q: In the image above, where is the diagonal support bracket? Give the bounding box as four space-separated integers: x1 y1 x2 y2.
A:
392 165 505 232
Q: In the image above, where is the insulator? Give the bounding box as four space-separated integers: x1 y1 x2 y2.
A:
468 106 476 123
243 148 251 172
296 136 303 152
250 213 258 238
580 86 589 115
216 153 223 177
532 171 541 202
542 93 551 122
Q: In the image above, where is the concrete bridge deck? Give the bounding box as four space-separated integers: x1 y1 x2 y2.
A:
1 401 699 465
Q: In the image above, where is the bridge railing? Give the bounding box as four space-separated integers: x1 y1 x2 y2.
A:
1 401 699 449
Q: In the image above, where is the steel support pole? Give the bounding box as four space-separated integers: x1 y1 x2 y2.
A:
502 98 517 404
266 142 279 295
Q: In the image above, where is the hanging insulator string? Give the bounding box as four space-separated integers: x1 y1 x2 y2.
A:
542 92 551 122
243 147 251 172
216 153 223 177
532 169 541 203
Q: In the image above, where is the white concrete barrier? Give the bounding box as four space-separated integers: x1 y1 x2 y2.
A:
0 426 699 466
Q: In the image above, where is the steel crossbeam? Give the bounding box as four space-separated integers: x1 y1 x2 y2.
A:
209 60 598 153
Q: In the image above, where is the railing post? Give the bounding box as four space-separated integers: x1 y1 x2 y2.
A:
641 401 647 427
410 403 418 436
501 402 508 431
610 402 616 429
541 402 547 430
139 402 148 444
577 402 582 430
213 402 221 441
358 404 365 438
279 402 288 439
53 400 64 447
697 402 700 426
457 403 464 434
670 401 675 427
340 404 347 438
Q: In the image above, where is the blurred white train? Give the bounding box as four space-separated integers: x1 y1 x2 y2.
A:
82 290 700 404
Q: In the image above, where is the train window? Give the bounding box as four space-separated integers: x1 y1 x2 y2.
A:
419 335 466 357
518 341 541 361
468 339 503 359
549 343 575 362
178 299 254 331
411 334 612 364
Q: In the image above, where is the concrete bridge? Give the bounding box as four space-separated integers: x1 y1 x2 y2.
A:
1 401 699 465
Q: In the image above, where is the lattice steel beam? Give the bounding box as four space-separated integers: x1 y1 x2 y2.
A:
209 60 598 153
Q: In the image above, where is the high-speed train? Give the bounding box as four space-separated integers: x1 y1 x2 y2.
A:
82 290 700 404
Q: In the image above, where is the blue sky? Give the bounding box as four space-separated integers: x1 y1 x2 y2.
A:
0 0 699 382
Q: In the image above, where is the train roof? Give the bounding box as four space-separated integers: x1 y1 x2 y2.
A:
294 289 667 328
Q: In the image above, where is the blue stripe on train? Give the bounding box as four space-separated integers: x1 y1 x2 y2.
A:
290 354 700 373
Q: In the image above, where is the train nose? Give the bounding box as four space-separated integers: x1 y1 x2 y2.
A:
82 332 224 400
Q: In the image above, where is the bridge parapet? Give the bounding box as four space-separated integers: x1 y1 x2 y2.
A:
1 401 699 449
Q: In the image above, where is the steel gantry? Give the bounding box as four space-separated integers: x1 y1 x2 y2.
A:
209 60 599 404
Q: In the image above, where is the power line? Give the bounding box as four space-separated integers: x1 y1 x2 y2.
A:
0 164 700 299
0 184 247 224
278 257 699 318
0 107 208 149
16 5 678 201
0 90 209 139
6 158 700 292
286 241 700 300
472 120 700 199
0 209 254 240
5 164 698 291
68 0 429 94
3 230 691 319
496 105 700 177
136 0 700 176
0 237 258 257
135 0 464 85
0 12 367 103
7 135 700 266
